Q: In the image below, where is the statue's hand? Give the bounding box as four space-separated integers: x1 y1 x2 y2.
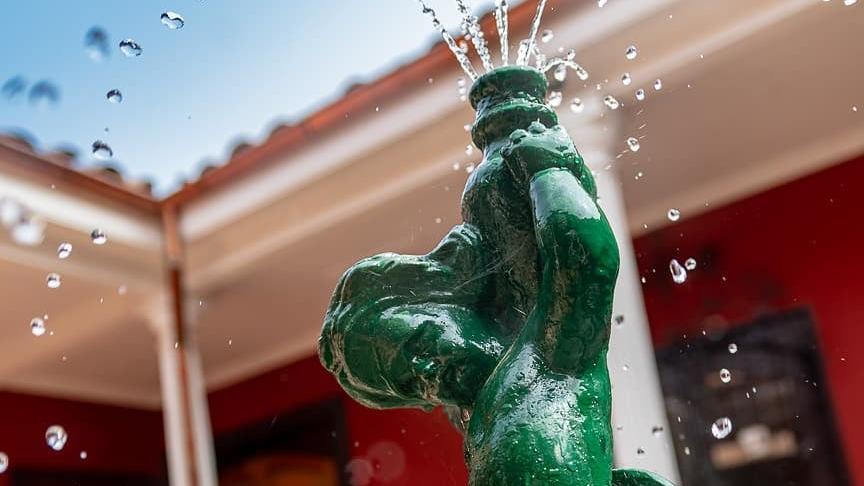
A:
501 121 582 186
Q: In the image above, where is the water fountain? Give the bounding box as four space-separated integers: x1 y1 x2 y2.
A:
319 1 675 484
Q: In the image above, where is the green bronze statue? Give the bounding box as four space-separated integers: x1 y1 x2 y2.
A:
319 65 673 486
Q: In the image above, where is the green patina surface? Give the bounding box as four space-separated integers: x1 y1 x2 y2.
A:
319 66 674 486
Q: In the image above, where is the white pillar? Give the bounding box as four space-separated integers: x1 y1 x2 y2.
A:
562 103 681 482
145 296 218 486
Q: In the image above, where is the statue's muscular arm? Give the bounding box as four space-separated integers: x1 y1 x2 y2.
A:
503 122 619 373
318 223 504 410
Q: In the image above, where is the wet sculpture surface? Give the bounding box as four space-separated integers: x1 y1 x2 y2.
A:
319 66 673 486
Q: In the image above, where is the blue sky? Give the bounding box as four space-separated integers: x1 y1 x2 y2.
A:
0 0 495 195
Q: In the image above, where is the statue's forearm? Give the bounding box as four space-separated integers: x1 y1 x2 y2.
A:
523 167 619 373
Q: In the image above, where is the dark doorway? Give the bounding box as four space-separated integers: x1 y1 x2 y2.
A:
656 309 850 486
214 398 350 485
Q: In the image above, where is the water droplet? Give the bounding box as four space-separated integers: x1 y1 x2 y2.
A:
31 317 46 337
613 314 625 327
465 145 474 156
565 48 576 61
728 343 738 354
626 137 640 152
635 88 645 101
119 39 143 57
654 78 663 90
541 30 554 43
28 81 60 108
1 76 27 100
46 273 62 289
684 446 691 455
452 162 461 171
844 0 857 5
553 64 567 82
720 368 732 383
667 208 680 221
685 258 697 270
84 27 110 61
575 65 589 81
636 447 645 455
652 425 664 436
79 451 88 460
669 259 687 284
547 90 563 107
11 218 45 246
57 242 72 259
434 217 442 224
465 164 476 174
91 141 113 160
46 425 68 451
603 95 620 110
160 11 185 30
457 77 466 88
622 73 632 85
569 97 584 113
711 417 733 439
622 364 630 372
0 452 7 473
90 229 108 245
106 89 123 104
598 0 608 6
625 45 638 60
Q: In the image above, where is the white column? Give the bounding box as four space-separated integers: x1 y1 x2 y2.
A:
561 102 681 482
144 296 218 486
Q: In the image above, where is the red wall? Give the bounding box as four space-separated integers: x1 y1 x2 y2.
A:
634 154 864 485
0 391 165 484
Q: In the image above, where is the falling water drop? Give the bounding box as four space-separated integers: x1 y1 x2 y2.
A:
91 229 108 245
45 425 68 451
119 39 143 57
547 90 563 107
569 97 584 113
106 89 123 104
84 27 110 61
711 417 733 439
622 73 632 85
30 317 46 337
625 45 638 60
669 259 687 284
728 343 738 354
667 208 680 221
28 81 61 108
0 452 7 474
91 140 113 160
575 64 589 81
626 137 640 152
654 78 663 91
160 11 185 30
1 76 27 100
57 242 73 259
541 29 554 43
635 88 645 101
636 447 645 456
652 425 664 436
685 258 697 270
80 451 88 460
553 64 567 82
613 315 625 327
844 0 857 5
603 95 620 110
46 273 61 289
720 368 732 383
465 144 474 156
